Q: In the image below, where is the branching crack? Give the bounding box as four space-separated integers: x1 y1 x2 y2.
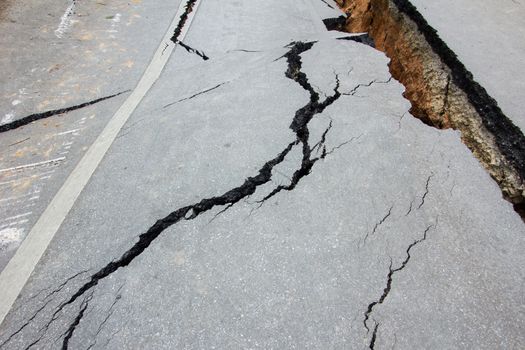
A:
60 290 94 350
363 223 435 332
322 133 363 158
0 270 88 348
0 300 52 349
312 120 333 154
342 77 393 97
85 286 123 350
42 270 90 303
169 0 209 61
2 41 352 349
0 91 129 133
256 42 342 204
323 16 347 31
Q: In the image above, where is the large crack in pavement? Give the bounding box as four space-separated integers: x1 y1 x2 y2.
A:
337 34 375 47
389 0 525 179
178 41 210 60
0 91 129 134
258 41 342 203
323 16 347 31
168 0 211 60
170 0 198 45
0 41 355 350
60 291 94 350
333 0 525 218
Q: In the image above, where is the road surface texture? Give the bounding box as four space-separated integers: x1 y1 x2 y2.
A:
410 0 525 132
0 0 179 269
0 0 523 349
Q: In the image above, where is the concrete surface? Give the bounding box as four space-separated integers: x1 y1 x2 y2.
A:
410 0 525 132
0 0 181 269
0 0 523 349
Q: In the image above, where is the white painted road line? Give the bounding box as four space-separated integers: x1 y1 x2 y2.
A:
0 0 203 326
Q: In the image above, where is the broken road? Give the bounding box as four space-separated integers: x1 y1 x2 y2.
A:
0 0 523 349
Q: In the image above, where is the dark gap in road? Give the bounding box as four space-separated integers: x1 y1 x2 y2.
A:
333 0 525 220
337 34 375 47
0 91 129 134
2 41 348 349
258 41 342 203
323 15 347 31
84 286 123 350
170 0 210 60
369 322 379 349
170 0 198 44
178 41 209 60
60 291 93 350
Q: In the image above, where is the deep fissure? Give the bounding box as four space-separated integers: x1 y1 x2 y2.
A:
333 0 525 218
170 0 198 44
178 41 209 60
60 291 93 350
259 41 342 203
0 91 128 133
170 1 210 60
337 34 375 47
3 41 348 349
323 16 347 31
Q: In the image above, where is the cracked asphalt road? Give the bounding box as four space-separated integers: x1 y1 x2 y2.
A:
0 0 524 349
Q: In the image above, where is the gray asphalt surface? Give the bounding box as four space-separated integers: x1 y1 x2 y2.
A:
0 0 523 349
0 0 180 269
410 0 525 132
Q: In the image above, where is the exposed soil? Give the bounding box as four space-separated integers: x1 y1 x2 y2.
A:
334 0 525 217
